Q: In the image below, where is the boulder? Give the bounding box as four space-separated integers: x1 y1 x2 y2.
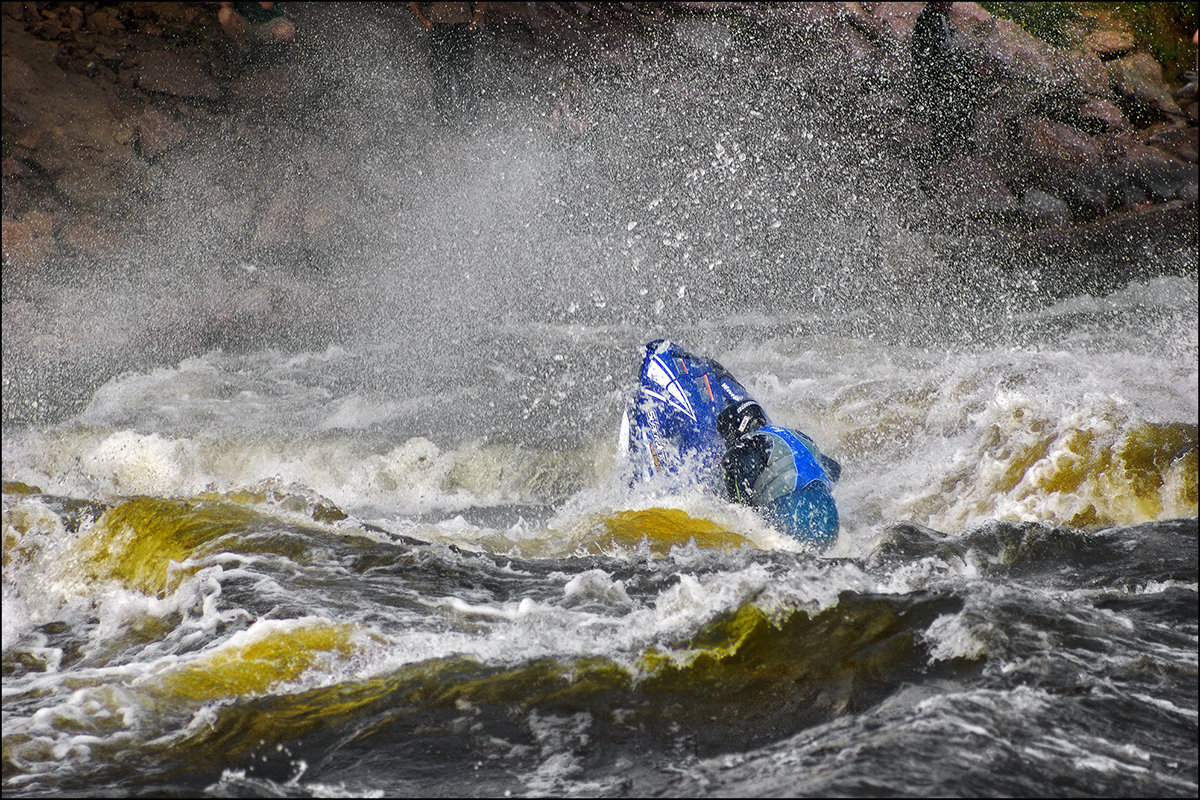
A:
135 49 220 100
838 2 925 44
1 217 54 267
1086 29 1134 59
928 154 1020 222
86 9 125 37
1106 53 1185 123
60 218 122 259
136 106 189 160
1016 116 1104 171
1118 142 1196 202
1040 171 1110 220
1062 49 1114 98
1020 189 1071 228
228 64 319 110
1078 96 1130 135
21 210 54 238
1141 123 1199 164
953 12 1068 95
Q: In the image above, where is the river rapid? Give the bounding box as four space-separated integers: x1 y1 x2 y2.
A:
4 5 1199 797
4 268 1196 796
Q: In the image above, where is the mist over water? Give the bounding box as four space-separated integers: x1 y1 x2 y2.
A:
3 2 1114 429
3 4 1197 797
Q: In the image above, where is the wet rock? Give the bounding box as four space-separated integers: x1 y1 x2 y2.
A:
1078 96 1131 135
1044 172 1109 221
21 209 53 238
14 126 46 149
135 49 219 100
52 147 146 214
1 51 41 97
1027 200 1198 288
86 9 124 37
839 2 925 44
61 218 122 259
64 5 84 32
19 134 67 173
1063 49 1114 99
1016 116 1104 171
1086 30 1134 60
954 11 1069 100
1119 142 1196 202
229 64 319 111
1020 189 1071 228
301 195 351 244
1 217 53 266
135 105 188 159
1052 163 1129 214
2 157 32 177
253 189 301 249
1141 123 1199 164
1106 53 1186 123
928 154 1020 222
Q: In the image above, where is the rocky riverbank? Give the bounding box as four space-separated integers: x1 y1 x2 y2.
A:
3 2 1196 273
2 2 1196 273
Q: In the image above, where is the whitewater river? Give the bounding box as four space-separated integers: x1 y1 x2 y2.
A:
3 4 1198 791
3 268 1196 796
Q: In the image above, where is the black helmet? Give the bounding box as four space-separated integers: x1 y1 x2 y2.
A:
717 400 766 444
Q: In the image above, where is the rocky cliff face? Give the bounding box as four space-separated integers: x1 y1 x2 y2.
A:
1 2 1196 332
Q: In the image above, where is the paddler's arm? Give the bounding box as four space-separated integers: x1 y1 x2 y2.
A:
721 437 768 504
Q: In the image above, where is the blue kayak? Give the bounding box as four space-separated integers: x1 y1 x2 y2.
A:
620 339 841 550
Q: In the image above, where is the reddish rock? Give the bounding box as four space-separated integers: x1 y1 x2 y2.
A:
1106 53 1185 121
1142 124 1199 164
1 53 41 97
135 49 220 100
21 210 53 238
1 217 53 267
21 136 67 173
954 13 1067 92
839 2 925 43
1079 97 1131 135
2 157 31 177
13 126 45 149
1016 116 1104 171
64 5 84 32
1086 30 1134 59
86 9 124 36
1062 49 1113 98
136 106 189 159
61 218 122 259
